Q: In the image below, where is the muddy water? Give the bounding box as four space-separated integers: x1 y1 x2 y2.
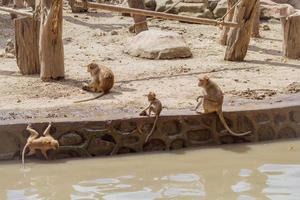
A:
0 140 299 200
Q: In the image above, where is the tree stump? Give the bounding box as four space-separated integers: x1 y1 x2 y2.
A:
219 0 237 46
224 0 259 61
15 16 40 75
127 0 148 34
39 0 65 80
251 0 260 38
281 13 300 59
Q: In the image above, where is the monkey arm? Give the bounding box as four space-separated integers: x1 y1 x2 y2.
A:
196 95 204 102
43 123 52 136
204 95 218 103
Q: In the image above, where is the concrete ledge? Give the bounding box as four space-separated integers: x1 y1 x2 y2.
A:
0 104 299 161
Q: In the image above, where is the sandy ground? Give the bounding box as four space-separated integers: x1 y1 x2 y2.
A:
0 5 300 121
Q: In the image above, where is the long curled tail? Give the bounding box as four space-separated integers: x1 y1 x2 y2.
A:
22 143 29 168
217 110 251 136
74 92 105 103
145 115 159 143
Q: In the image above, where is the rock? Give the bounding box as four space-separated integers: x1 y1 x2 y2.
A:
184 0 207 3
207 0 219 11
271 0 300 9
59 132 83 146
87 137 115 156
5 39 15 55
110 30 118 35
263 24 271 30
156 0 173 12
176 2 207 13
213 0 227 19
145 0 157 11
260 0 295 19
179 8 214 18
124 30 192 59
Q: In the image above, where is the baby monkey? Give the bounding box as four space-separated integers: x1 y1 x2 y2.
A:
140 92 162 143
22 123 59 167
195 76 251 137
75 63 114 103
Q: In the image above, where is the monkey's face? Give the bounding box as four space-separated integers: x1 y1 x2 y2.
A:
198 76 209 87
147 92 156 101
51 140 59 150
86 63 99 74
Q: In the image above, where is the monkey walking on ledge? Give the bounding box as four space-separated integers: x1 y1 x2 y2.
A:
74 63 114 103
194 76 251 137
140 92 162 143
22 122 59 167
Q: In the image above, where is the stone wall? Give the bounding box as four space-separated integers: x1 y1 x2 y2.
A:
0 105 299 161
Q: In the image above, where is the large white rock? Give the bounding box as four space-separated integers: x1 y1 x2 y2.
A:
124 30 192 59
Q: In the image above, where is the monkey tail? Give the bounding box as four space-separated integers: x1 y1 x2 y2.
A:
217 110 251 136
22 143 29 168
145 115 159 143
74 92 106 103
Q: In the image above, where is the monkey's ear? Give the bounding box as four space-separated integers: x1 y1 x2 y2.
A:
203 75 209 80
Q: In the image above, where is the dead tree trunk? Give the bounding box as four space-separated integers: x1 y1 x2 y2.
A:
127 0 148 34
15 16 40 74
39 0 64 80
251 0 260 38
224 0 259 61
281 13 300 59
219 0 237 46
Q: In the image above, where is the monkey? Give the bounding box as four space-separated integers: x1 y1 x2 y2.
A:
74 63 114 103
22 122 59 167
196 76 251 137
139 92 162 143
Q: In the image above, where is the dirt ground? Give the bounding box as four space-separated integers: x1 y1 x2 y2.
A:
0 5 300 121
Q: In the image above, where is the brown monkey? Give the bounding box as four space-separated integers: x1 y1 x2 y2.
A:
22 123 59 167
74 63 114 103
140 92 162 143
196 76 251 136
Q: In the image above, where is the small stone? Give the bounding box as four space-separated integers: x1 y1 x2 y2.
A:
263 24 271 31
110 30 118 35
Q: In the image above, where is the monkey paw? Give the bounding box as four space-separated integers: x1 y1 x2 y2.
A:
139 110 147 116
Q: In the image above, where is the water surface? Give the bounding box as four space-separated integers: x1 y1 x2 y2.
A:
1 140 299 200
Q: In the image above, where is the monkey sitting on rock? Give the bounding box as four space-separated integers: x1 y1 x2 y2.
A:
74 62 114 103
195 76 251 137
140 92 162 143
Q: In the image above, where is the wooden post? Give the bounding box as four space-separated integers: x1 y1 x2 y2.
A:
219 0 237 46
251 0 260 38
15 16 40 74
281 13 300 59
127 0 148 34
39 0 65 80
224 0 259 61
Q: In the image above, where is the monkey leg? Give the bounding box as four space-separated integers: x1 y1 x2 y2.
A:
26 126 39 139
41 149 49 159
26 148 36 156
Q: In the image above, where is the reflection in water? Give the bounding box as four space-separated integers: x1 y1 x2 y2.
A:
71 173 205 200
258 164 300 200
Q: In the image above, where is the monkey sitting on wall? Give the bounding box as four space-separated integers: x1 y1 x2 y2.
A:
74 63 114 103
140 92 162 143
195 76 251 137
22 122 59 167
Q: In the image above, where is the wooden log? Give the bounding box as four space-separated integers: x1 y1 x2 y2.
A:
281 13 300 59
0 6 33 17
15 16 40 74
219 0 237 46
224 0 259 61
75 1 240 27
39 0 64 80
251 0 260 38
127 0 148 34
